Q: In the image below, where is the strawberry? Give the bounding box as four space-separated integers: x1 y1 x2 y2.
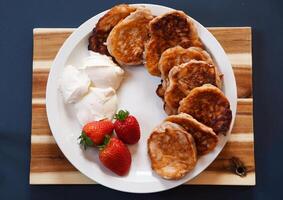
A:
99 136 131 176
114 110 140 144
78 119 114 149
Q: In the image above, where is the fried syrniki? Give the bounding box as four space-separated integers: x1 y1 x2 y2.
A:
148 121 197 180
178 84 232 135
107 7 153 65
159 46 214 80
156 46 219 98
88 4 136 55
165 113 218 155
164 60 221 115
145 11 203 76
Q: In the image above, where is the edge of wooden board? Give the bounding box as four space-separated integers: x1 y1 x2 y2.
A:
30 171 255 185
33 28 75 34
31 26 254 186
33 27 251 33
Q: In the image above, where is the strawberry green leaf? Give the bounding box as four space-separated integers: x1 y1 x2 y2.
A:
114 110 129 121
78 131 94 150
98 135 111 151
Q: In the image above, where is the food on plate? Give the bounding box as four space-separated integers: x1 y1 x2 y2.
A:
70 50 124 126
157 46 218 98
159 46 214 80
99 136 132 176
57 4 234 181
164 60 222 115
83 51 124 89
107 7 154 65
78 119 114 149
178 84 232 135
165 113 218 155
114 110 141 144
88 4 136 55
156 83 165 98
145 11 203 76
59 65 90 103
75 87 117 126
78 109 139 176
148 121 197 180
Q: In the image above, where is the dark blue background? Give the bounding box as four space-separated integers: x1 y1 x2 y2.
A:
1 0 283 199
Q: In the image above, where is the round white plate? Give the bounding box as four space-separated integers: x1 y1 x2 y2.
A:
46 4 237 193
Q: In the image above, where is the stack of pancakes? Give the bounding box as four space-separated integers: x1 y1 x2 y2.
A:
88 4 232 180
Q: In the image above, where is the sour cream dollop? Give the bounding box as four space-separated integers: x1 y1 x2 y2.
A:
58 65 90 103
74 87 118 126
83 51 124 90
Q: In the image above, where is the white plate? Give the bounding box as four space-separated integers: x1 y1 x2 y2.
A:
46 4 237 193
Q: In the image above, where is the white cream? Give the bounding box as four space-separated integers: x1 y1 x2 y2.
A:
59 65 90 103
83 51 124 90
75 87 117 126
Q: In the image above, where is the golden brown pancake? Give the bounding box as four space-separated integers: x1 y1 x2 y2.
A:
88 4 136 55
148 121 197 180
145 11 203 76
156 46 220 98
165 113 218 155
164 60 221 115
156 81 165 98
178 84 232 135
107 7 153 65
159 46 214 80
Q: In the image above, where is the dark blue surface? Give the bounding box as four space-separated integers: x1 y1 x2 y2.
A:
0 0 283 199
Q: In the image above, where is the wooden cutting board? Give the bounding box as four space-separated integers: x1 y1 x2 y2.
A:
30 27 255 185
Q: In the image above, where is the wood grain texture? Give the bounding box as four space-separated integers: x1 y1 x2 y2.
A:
208 27 251 54
30 171 255 185
30 137 254 173
30 27 255 185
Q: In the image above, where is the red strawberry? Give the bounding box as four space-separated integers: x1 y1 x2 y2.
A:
114 110 140 144
99 136 131 176
78 119 114 149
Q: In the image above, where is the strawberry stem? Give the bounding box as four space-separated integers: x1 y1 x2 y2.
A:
114 110 129 121
78 131 94 150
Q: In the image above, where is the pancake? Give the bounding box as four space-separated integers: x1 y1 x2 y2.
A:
159 46 214 81
145 11 203 76
88 4 136 55
178 84 232 135
148 121 197 180
165 113 218 155
156 81 165 98
107 7 153 65
156 46 220 98
164 60 221 115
